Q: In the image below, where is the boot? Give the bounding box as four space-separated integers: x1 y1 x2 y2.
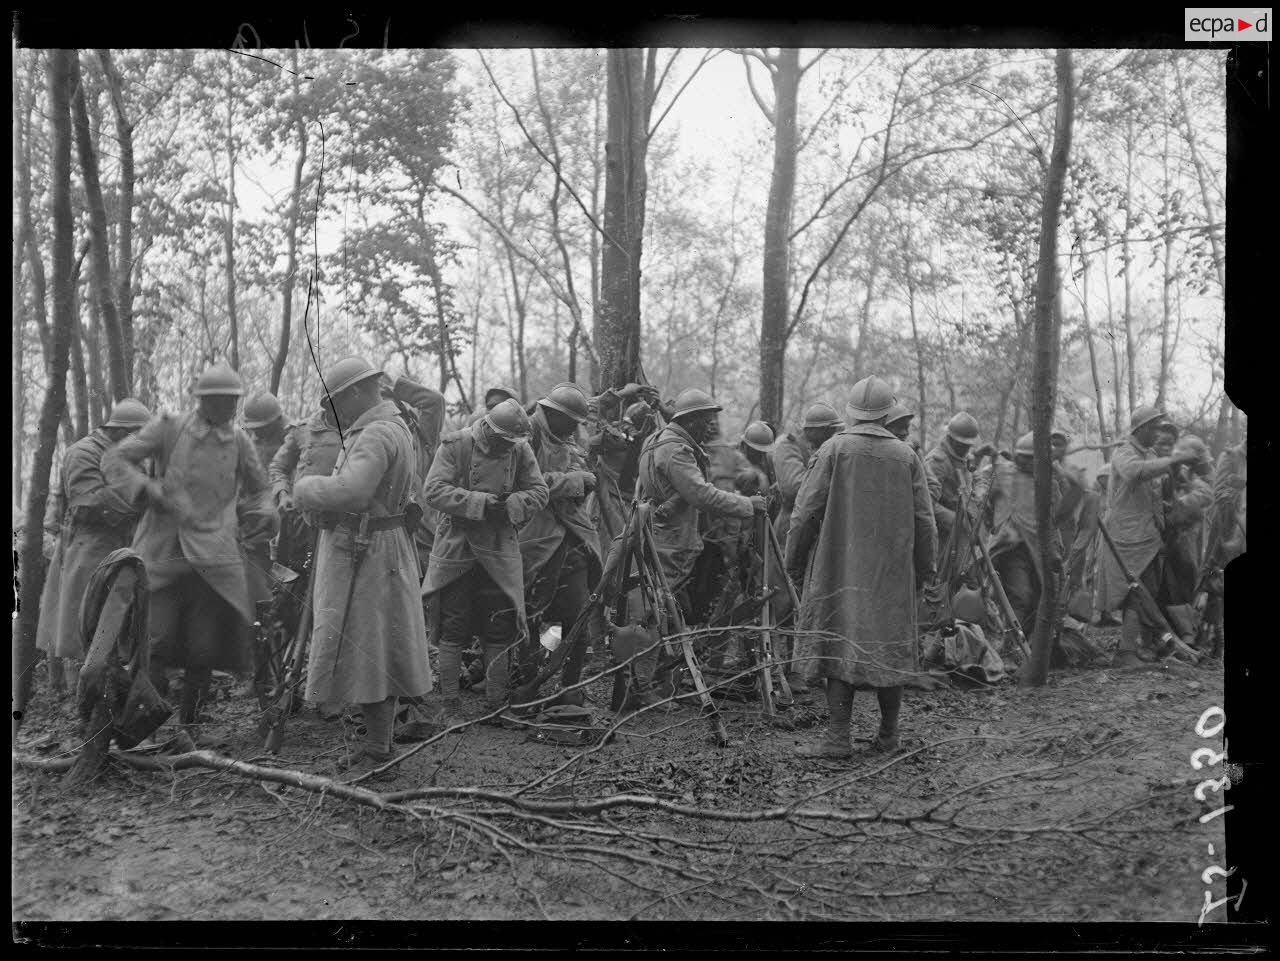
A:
1111 609 1146 670
795 678 854 758
437 643 463 701
872 686 903 752
480 642 519 727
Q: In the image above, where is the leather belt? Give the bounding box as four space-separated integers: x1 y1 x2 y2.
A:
317 511 407 533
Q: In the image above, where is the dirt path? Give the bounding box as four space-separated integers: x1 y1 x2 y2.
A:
12 642 1227 922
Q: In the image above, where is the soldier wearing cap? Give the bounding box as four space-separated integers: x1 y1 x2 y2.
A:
423 398 549 723
787 376 937 758
103 363 276 739
466 384 521 427
36 398 151 692
518 383 603 693
1097 405 1203 668
290 357 432 772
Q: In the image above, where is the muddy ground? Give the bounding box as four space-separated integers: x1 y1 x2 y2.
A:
12 631 1228 924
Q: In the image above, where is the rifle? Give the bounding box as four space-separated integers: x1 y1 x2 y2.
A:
973 536 1032 661
260 528 319 752
1095 520 1201 663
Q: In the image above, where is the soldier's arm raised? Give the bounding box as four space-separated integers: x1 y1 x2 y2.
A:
390 374 446 455
101 415 167 506
294 423 393 514
1112 444 1178 483
422 437 490 521
666 445 754 519
506 443 550 525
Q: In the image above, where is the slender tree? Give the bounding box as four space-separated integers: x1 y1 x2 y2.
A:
1022 49 1074 688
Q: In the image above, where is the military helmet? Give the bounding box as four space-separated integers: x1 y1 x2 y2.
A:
242 392 284 429
670 387 721 420
193 361 244 397
742 421 775 452
1129 404 1167 433
845 376 895 421
485 384 519 407
104 397 152 428
320 357 383 397
1014 431 1035 457
946 411 980 443
802 402 842 429
539 382 590 423
485 398 532 439
884 402 914 429
1050 425 1071 444
951 586 987 625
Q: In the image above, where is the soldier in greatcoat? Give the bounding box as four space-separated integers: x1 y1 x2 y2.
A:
422 399 549 723
36 398 151 690
291 358 433 772
241 392 288 611
103 363 277 737
786 376 937 758
519 383 603 693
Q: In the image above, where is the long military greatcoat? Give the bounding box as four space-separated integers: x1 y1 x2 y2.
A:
293 400 432 705
1095 438 1179 614
520 407 603 585
985 459 1064 595
104 411 274 625
637 421 755 591
786 425 937 688
924 440 972 547
770 432 811 549
421 422 549 640
36 429 141 659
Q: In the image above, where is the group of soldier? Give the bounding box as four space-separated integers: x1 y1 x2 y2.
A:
32 354 1245 773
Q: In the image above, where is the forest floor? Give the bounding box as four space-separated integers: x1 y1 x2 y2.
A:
12 628 1227 924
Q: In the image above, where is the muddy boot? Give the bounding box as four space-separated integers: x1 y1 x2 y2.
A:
795 678 854 758
871 685 903 753
438 642 463 702
480 642 519 727
1111 609 1146 670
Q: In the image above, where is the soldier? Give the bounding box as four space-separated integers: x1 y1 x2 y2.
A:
270 394 343 572
885 403 939 498
241 392 287 613
1158 435 1213 642
291 358 433 773
700 417 756 628
771 402 841 695
1200 437 1245 658
738 421 777 502
924 411 982 552
378 373 447 574
519 383 603 695
466 384 520 426
422 399 549 723
103 363 276 740
36 398 151 691
638 388 763 622
1097 406 1202 668
984 432 1064 638
787 376 937 758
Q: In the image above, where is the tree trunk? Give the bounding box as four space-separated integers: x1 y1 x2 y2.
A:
758 49 800 424
97 50 135 386
1021 49 1074 689
1212 396 1231 456
1172 57 1225 294
1072 215 1110 446
594 49 649 391
224 66 239 370
86 284 107 426
1156 113 1174 411
273 66 306 395
12 53 28 507
70 261 91 439
1121 117 1137 416
907 267 928 450
15 49 76 736
69 51 128 402
1102 235 1124 443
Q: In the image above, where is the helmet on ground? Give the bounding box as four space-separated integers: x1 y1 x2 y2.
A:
242 392 284 428
323 357 383 397
1014 431 1034 457
742 421 775 452
670 387 721 420
1175 434 1208 462
485 385 519 407
104 398 152 428
946 412 980 444
802 402 842 429
485 398 532 439
193 362 244 397
845 376 895 421
884 402 914 430
1130 405 1167 433
951 586 987 625
539 382 590 423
